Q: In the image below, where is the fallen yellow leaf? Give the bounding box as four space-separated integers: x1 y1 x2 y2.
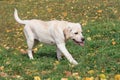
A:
20 49 27 54
39 44 43 47
87 70 95 74
61 78 68 80
6 30 11 33
33 48 38 53
47 8 52 13
12 75 21 78
0 66 4 71
97 10 103 13
5 46 10 50
115 74 120 80
72 72 79 76
81 20 87 26
62 12 67 17
72 72 81 79
46 78 51 80
87 30 90 32
27 11 31 14
99 74 106 79
54 61 59 65
87 37 92 41
112 41 116 45
34 76 41 80
100 79 107 80
34 12 38 17
84 77 94 80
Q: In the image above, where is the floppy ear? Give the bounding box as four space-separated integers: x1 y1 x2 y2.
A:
63 27 71 40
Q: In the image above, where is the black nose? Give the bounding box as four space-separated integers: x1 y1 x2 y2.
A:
81 38 85 41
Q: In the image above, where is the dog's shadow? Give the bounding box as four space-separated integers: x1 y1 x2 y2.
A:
34 51 57 59
21 51 57 60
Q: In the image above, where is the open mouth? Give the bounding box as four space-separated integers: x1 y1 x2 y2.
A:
73 39 84 46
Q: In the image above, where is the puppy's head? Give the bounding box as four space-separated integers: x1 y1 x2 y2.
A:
64 23 85 46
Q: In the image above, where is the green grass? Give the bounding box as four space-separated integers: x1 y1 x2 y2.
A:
0 21 120 79
0 0 120 80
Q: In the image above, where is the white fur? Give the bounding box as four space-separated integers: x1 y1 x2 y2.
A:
14 9 85 65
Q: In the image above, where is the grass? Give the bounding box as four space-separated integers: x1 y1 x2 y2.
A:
0 0 120 80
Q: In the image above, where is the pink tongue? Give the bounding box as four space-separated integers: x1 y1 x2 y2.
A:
80 42 84 46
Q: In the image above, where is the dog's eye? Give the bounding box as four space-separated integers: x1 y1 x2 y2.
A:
74 32 78 34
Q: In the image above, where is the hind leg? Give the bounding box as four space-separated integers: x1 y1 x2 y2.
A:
24 26 34 59
27 39 34 59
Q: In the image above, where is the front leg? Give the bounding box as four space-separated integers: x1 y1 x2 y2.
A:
57 43 78 65
57 48 62 61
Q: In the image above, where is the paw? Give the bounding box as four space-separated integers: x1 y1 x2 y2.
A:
70 60 78 65
57 56 62 61
29 57 34 59
57 53 63 61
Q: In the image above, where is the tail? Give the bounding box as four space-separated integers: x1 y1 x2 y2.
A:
14 8 26 24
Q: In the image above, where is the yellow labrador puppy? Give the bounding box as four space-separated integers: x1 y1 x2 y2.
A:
14 9 85 65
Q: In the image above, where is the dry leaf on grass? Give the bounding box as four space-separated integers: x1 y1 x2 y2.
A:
84 77 94 80
112 41 116 45
34 76 41 80
64 71 72 77
115 74 120 80
61 78 68 80
20 49 27 54
0 72 8 77
87 70 95 74
0 66 4 71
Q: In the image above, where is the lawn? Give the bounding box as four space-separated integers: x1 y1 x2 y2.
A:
0 0 120 80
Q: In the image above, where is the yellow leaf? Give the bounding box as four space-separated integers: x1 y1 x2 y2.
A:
72 72 80 79
27 11 31 14
61 78 68 80
87 30 90 32
97 10 103 13
84 77 94 80
99 74 106 79
115 74 120 80
101 79 107 80
101 69 105 73
72 72 79 76
112 41 116 45
54 61 59 65
47 8 52 13
62 12 67 17
46 78 51 80
34 76 41 80
0 66 4 71
87 70 95 74
87 37 92 41
39 44 43 47
5 46 10 50
33 48 38 53
20 49 27 54
16 75 21 78
12 75 21 78
6 30 11 33
81 20 87 26
34 12 38 17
